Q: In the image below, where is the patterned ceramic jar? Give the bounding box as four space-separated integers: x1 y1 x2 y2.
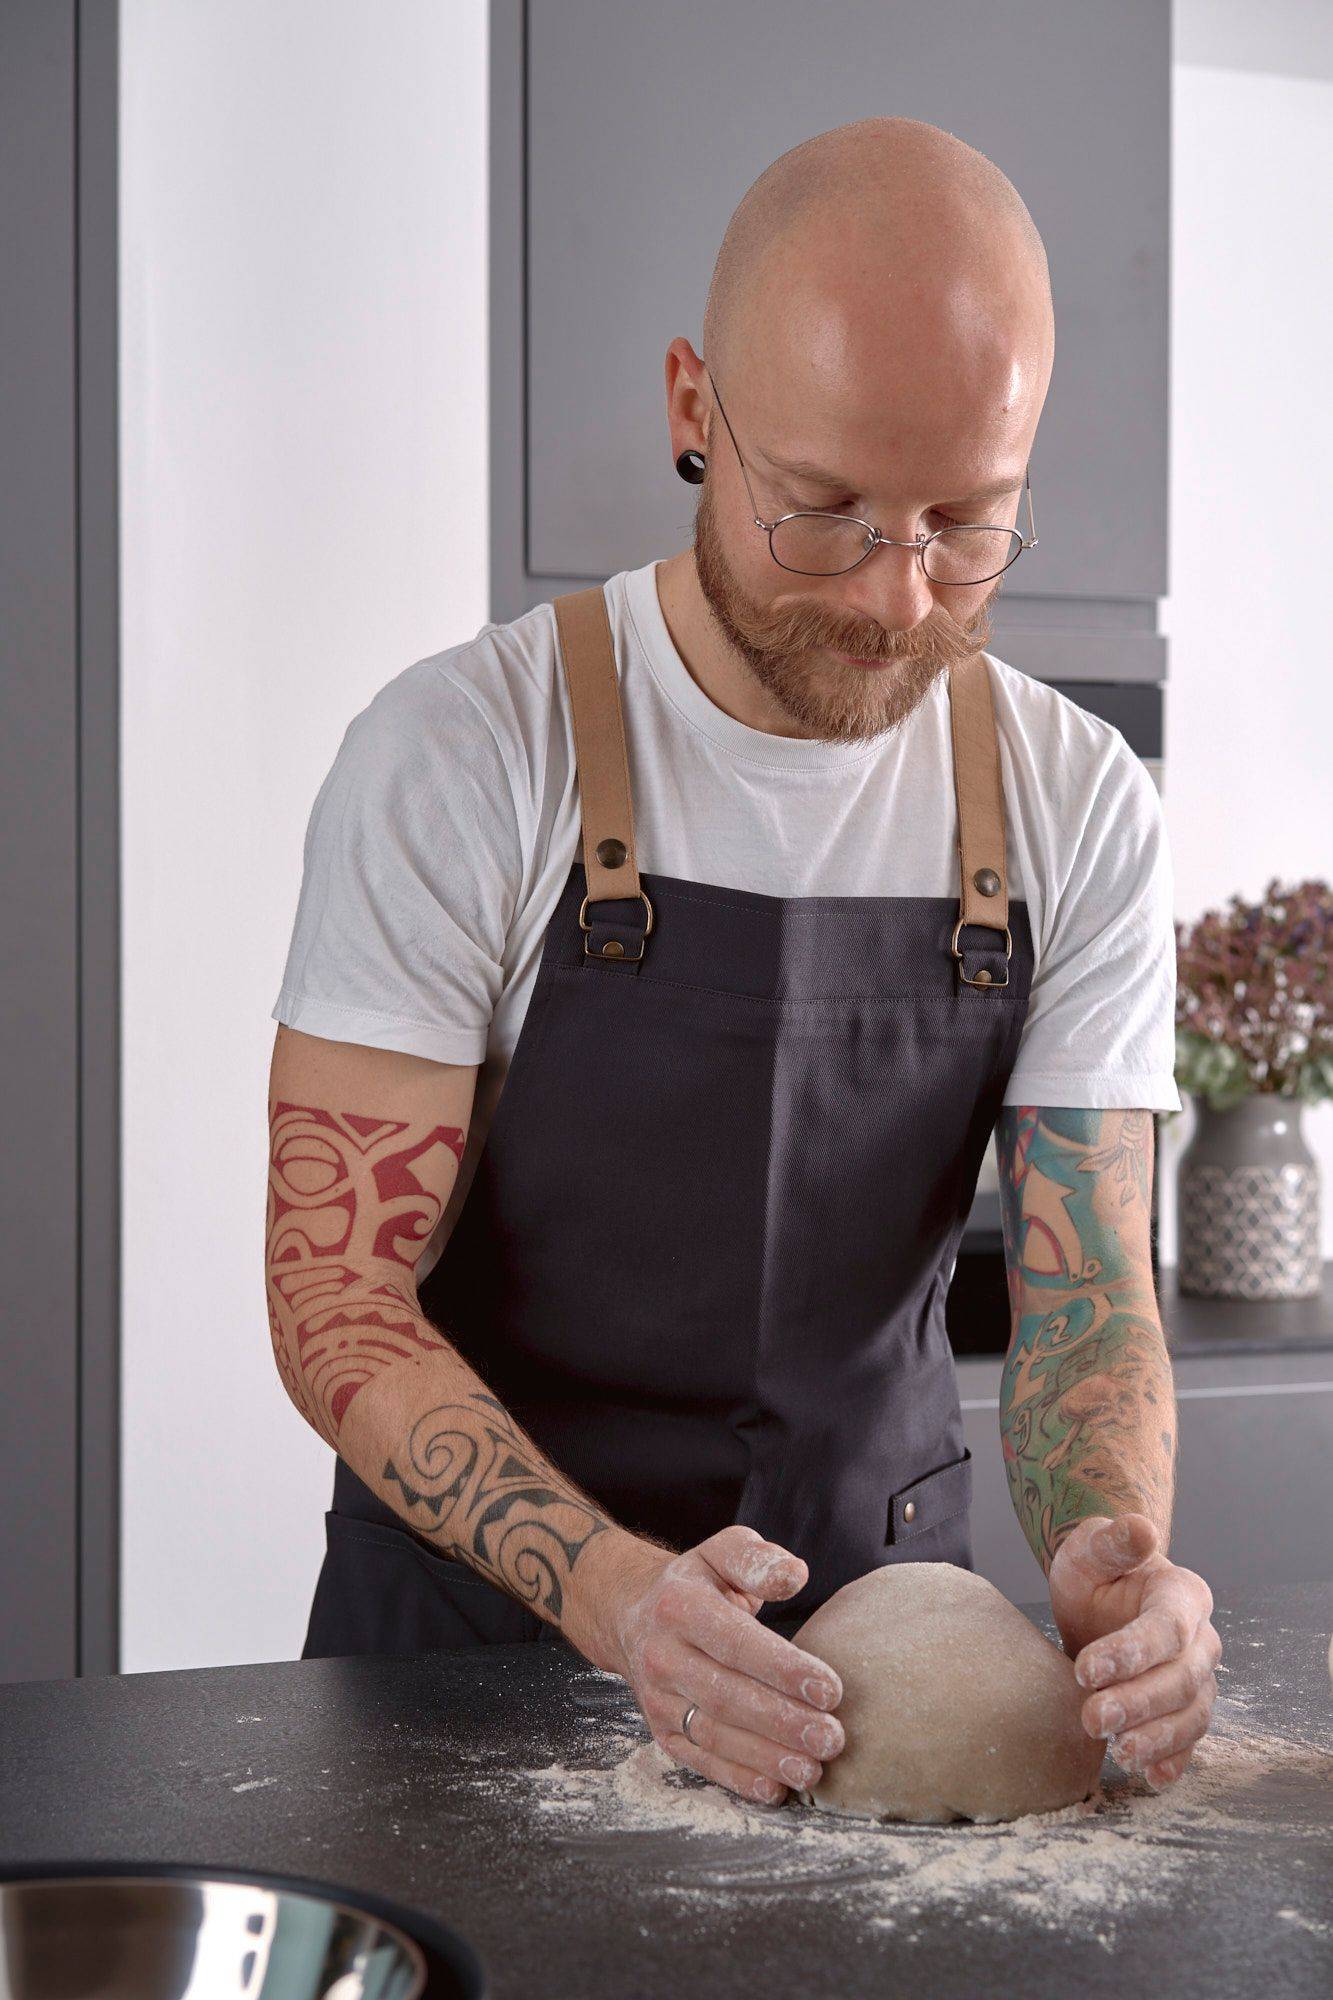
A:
1177 1095 1322 1300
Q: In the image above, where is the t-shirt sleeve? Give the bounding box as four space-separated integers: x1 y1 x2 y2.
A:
1002 740 1182 1112
270 660 524 1065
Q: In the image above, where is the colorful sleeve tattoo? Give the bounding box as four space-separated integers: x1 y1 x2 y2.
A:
994 1105 1177 1574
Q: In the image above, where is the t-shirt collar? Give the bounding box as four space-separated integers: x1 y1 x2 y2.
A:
620 559 921 771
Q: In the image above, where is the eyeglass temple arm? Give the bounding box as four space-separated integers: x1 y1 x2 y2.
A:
704 368 768 525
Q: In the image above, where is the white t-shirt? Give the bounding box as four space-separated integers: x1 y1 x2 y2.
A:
273 559 1182 1195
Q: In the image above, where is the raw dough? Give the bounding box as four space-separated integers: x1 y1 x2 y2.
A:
791 1561 1106 1825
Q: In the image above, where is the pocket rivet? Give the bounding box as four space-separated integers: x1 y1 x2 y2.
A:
903 1500 916 1523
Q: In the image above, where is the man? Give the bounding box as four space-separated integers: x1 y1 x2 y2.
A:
267 116 1221 1810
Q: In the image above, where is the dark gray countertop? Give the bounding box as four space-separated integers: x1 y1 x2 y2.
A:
1157 1263 1333 1358
1 1582 1329 1998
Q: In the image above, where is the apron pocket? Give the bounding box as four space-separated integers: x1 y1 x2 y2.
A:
886 1447 973 1545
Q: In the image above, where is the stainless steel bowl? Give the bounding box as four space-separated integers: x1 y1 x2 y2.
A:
0 1871 429 2000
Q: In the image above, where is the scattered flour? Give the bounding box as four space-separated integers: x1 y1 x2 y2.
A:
1278 1907 1331 1938
457 1687 1330 1946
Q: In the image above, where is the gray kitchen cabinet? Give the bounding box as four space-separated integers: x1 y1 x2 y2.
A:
1 0 119 1682
957 1346 1333 1604
490 0 1171 684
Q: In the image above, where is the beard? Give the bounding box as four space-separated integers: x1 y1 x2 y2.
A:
691 469 1004 743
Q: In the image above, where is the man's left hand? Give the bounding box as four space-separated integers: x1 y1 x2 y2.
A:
1048 1512 1222 1789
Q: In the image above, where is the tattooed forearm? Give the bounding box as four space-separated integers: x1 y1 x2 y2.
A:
266 1100 465 1437
996 1106 1177 1573
379 1391 614 1621
266 1093 639 1629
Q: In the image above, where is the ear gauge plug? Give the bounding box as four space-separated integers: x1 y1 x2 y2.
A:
675 449 706 484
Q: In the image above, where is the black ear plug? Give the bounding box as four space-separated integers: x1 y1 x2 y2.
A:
675 449 706 484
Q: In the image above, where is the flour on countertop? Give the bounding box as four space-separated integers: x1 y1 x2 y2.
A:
454 1629 1331 1948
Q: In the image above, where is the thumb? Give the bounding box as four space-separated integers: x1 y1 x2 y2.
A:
1060 1512 1159 1585
703 1527 808 1602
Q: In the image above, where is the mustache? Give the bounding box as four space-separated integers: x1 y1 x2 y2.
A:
750 606 975 660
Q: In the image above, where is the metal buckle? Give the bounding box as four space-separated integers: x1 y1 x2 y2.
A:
951 916 1011 990
579 890 654 962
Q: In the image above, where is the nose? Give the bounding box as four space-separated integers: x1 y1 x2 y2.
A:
833 536 937 634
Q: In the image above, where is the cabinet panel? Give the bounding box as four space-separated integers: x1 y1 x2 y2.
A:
0 0 82 1683
525 0 1168 611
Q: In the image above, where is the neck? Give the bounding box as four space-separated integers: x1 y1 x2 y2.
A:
654 547 825 739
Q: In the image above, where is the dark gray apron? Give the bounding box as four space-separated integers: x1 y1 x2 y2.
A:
302 585 1033 1658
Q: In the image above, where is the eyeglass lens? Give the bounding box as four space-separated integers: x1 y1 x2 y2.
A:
770 514 1022 583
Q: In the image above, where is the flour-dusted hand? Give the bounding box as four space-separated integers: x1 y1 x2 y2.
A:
1048 1512 1222 1789
579 1525 846 1807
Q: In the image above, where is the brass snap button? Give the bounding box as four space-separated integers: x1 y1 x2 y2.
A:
596 837 627 868
973 867 1001 896
973 969 992 986
903 1500 916 1523
602 939 625 959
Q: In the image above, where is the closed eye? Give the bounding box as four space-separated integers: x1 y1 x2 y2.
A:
788 497 971 530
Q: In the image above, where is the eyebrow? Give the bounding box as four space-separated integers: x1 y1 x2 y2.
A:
758 451 1025 507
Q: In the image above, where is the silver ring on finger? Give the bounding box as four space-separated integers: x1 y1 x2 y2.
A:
682 1702 700 1745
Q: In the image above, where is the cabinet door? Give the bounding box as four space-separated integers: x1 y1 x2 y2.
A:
1 0 83 1683
523 0 1168 639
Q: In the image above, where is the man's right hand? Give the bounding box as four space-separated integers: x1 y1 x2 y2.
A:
572 1524 846 1808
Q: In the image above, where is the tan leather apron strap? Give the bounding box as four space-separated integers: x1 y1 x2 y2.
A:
554 585 1007 988
948 650 1011 991
553 587 653 965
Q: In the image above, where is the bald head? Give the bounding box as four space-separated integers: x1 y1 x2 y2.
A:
700 116 1053 467
658 118 1053 745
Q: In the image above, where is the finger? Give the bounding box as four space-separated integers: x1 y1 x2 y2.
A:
1110 1680 1217 1773
1076 1573 1211 1689
1145 1745 1196 1788
663 1580 843 1714
660 1726 792 1807
1078 1602 1194 1690
649 1641 847 1764
1083 1627 1222 1737
657 1701 825 1797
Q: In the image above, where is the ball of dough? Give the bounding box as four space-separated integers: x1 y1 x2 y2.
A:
791 1561 1106 1824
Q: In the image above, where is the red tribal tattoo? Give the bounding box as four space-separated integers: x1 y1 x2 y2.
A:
265 1103 465 1438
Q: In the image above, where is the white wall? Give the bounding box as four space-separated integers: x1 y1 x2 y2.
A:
1158 28 1333 1263
119 3 1328 1672
119 0 489 1671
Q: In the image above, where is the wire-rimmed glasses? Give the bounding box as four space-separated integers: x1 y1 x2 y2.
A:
705 366 1038 585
